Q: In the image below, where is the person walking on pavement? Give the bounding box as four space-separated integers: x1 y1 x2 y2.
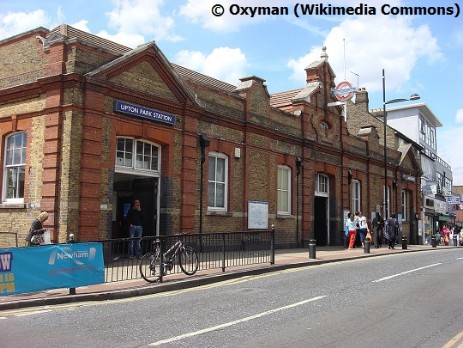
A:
346 212 357 249
372 212 384 248
126 198 145 259
385 213 400 249
358 211 369 247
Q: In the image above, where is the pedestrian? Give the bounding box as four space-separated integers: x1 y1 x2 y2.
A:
385 213 400 249
25 211 49 246
372 212 384 248
346 212 357 249
126 198 145 259
442 224 450 246
354 211 361 247
358 211 369 247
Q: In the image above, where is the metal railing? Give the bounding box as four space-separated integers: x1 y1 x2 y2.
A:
100 230 275 283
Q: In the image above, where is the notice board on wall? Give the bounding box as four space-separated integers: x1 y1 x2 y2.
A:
248 201 269 229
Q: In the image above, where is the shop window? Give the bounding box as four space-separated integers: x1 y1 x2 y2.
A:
278 166 291 215
208 153 228 211
116 137 159 174
3 132 27 203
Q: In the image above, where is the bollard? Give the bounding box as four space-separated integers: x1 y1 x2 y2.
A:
363 237 371 253
453 235 458 247
402 235 407 250
431 236 437 248
308 239 316 259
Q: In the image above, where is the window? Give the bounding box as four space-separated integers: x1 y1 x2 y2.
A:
116 137 159 174
316 174 329 195
208 153 228 211
351 180 361 213
116 138 133 167
278 166 291 215
320 121 329 130
3 132 27 202
401 190 408 221
135 141 159 170
384 186 391 218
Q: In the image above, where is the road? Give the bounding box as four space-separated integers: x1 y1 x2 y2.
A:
2 248 463 347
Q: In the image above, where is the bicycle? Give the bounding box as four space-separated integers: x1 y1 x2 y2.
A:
139 235 199 283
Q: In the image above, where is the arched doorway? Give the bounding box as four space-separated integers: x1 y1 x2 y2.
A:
111 137 161 239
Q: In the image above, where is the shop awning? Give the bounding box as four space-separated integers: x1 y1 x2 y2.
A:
437 213 455 222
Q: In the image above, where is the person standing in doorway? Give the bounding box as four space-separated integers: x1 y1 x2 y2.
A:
126 198 145 259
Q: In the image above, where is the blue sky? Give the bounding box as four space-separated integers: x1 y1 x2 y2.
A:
1 0 462 184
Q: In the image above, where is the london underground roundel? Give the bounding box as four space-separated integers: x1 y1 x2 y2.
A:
333 81 356 101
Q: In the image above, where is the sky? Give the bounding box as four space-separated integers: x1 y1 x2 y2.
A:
1 0 462 185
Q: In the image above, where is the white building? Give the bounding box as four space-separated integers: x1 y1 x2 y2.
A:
378 103 453 243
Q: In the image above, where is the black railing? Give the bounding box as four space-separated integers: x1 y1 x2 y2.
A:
100 230 275 283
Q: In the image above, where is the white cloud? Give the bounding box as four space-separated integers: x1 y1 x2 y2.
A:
456 109 463 124
437 126 463 185
103 0 182 46
287 15 441 93
173 47 248 85
0 10 51 39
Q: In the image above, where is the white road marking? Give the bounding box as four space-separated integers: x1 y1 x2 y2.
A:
372 263 441 283
149 295 326 346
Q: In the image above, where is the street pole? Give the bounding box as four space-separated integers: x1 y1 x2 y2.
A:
382 69 388 219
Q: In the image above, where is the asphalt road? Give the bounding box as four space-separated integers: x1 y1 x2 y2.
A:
2 248 463 348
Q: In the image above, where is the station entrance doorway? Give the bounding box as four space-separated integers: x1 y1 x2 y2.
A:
313 196 329 246
111 173 159 239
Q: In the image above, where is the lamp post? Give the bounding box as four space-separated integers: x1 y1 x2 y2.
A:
382 69 420 219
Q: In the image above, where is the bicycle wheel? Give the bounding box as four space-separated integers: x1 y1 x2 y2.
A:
139 246 162 282
179 246 199 275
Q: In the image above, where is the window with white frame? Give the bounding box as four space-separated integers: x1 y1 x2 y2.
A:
384 186 391 218
116 137 160 174
351 180 361 213
316 174 329 195
278 166 291 215
401 190 408 221
208 153 228 211
3 132 27 203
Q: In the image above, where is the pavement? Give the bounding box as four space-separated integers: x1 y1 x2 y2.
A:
0 244 449 311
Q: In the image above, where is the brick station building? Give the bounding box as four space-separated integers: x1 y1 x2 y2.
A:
0 25 421 247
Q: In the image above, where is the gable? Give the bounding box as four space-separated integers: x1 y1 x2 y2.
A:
110 61 180 104
85 42 197 107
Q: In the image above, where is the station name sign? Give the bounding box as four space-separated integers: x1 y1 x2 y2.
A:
115 100 176 126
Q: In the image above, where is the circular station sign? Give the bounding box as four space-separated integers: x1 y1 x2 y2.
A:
333 81 356 101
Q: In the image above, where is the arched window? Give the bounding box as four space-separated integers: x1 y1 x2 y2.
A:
116 137 160 175
3 132 27 203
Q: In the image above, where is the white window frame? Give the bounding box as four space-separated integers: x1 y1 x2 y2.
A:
277 166 291 215
351 180 361 213
384 185 391 218
208 152 228 211
316 174 329 197
401 190 408 221
3 132 27 203
115 137 160 176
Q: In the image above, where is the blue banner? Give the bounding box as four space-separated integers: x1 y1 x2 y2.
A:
115 100 176 125
0 243 105 296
